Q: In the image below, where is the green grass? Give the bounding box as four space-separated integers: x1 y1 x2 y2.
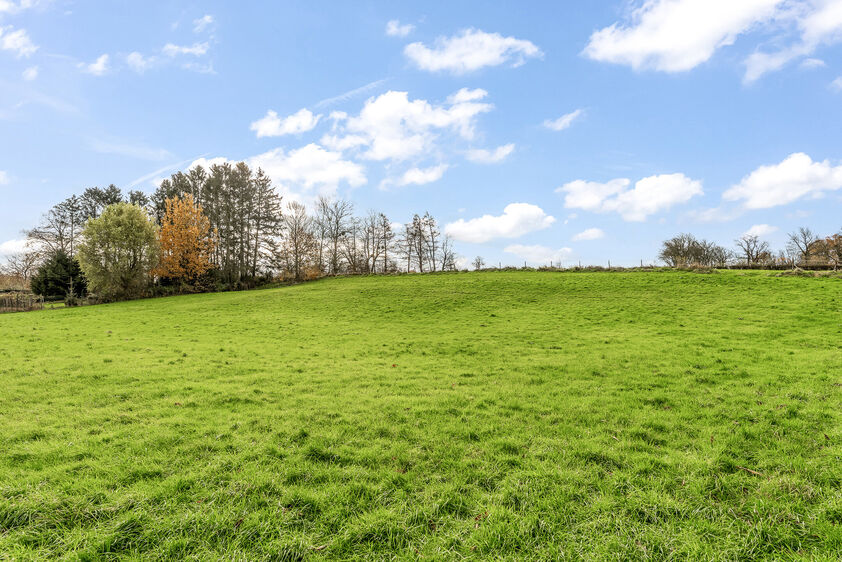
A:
1 271 841 560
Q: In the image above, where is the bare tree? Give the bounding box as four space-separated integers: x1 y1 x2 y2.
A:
316 196 354 275
27 196 85 257
3 249 42 280
440 235 457 271
735 234 769 266
472 256 486 270
278 201 316 281
787 227 819 266
422 212 440 272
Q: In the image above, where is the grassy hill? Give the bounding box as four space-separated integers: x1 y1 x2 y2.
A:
1 271 841 559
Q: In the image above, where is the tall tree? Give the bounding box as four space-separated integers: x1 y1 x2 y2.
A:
316 196 354 275
27 196 84 257
77 203 159 300
154 194 217 285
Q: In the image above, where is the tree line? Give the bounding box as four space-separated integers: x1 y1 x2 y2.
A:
1 162 457 302
659 227 842 269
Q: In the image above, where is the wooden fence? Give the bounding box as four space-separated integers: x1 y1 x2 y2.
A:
0 292 44 313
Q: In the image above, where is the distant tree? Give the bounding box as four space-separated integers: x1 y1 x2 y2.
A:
2 248 42 280
80 185 124 219
659 234 730 267
316 196 354 275
787 227 819 266
128 190 150 209
154 194 217 285
735 234 769 266
440 235 457 271
824 233 842 270
422 212 440 272
77 203 159 300
472 256 486 270
30 250 86 299
277 201 316 281
27 196 84 257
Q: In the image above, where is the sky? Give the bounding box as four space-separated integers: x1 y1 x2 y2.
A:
2 0 842 267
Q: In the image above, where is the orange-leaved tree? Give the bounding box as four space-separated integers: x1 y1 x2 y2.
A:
154 194 217 283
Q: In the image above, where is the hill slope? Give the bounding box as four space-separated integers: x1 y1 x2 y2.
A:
1 271 841 559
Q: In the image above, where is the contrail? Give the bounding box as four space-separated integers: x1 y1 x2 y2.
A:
314 78 389 109
126 153 210 188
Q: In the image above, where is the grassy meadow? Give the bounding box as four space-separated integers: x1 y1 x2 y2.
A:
1 270 841 560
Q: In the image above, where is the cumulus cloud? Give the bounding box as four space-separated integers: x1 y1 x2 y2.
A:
163 42 209 57
465 143 514 164
22 65 36 80
445 203 555 243
558 173 703 221
583 0 782 72
187 144 366 202
572 227 605 241
405 28 542 74
0 238 28 256
79 54 109 76
386 19 414 37
250 108 321 138
381 164 448 189
0 26 37 57
723 152 842 209
744 224 778 237
504 244 574 264
193 14 214 33
248 143 366 201
543 109 583 131
126 52 155 73
322 89 493 161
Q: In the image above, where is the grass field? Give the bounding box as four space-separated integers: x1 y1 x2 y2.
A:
1 271 841 560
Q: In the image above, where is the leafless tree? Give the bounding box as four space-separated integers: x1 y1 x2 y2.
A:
316 196 354 275
787 227 819 266
2 249 42 280
472 256 485 270
277 201 316 281
735 234 770 266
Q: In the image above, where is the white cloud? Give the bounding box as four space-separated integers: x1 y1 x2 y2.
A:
445 203 555 243
572 227 605 241
583 0 782 72
744 1 842 82
723 152 842 209
832 76 842 91
744 224 778 237
0 26 37 57
544 109 584 131
322 89 493 161
248 143 367 201
466 143 514 164
187 144 366 202
405 28 542 74
381 164 448 189
250 108 322 137
504 244 573 264
193 14 214 33
79 54 109 76
126 52 155 73
386 19 414 37
799 57 825 69
163 42 209 57
558 173 703 221
0 238 28 256
21 65 36 80
0 170 8 184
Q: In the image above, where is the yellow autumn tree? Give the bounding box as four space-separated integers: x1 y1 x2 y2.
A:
154 194 216 283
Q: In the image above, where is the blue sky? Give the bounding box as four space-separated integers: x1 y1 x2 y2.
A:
2 0 842 267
